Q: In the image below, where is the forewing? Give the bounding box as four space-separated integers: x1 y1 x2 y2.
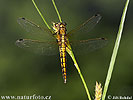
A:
16 39 58 55
67 14 102 40
70 38 107 54
17 17 55 41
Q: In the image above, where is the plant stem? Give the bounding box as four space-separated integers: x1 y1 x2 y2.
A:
102 0 130 100
66 47 92 100
32 0 51 30
52 0 62 22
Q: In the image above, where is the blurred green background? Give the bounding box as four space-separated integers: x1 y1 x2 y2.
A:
0 0 133 100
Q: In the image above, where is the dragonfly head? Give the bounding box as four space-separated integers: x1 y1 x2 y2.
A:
52 22 67 33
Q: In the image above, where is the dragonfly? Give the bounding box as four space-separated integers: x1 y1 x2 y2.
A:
16 14 107 83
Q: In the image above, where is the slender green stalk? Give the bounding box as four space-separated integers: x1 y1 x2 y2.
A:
66 46 92 100
32 0 51 30
52 0 62 22
102 0 130 100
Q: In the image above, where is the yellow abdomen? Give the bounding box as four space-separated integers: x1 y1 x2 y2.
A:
59 35 67 83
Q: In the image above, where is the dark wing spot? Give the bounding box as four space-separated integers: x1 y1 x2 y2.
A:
18 39 24 41
22 17 25 20
101 37 107 40
95 14 100 17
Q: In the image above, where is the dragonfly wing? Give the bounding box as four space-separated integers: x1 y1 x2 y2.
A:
16 39 58 55
70 38 107 55
67 14 102 40
17 17 55 41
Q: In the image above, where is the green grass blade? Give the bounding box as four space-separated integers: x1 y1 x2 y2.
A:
102 0 130 100
66 46 92 100
52 0 62 22
32 0 51 30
